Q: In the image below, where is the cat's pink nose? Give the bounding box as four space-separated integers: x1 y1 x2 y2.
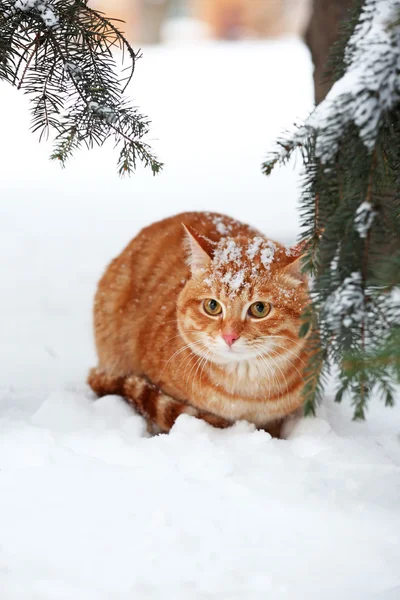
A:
222 333 239 347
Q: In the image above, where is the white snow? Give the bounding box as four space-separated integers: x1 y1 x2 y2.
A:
324 272 365 331
0 39 400 599
207 234 279 296
221 268 245 292
215 239 243 265
14 0 59 28
246 236 264 260
354 200 377 238
65 61 83 81
88 101 118 125
260 240 277 269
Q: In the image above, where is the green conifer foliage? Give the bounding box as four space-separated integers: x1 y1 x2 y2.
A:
0 0 162 175
263 0 400 419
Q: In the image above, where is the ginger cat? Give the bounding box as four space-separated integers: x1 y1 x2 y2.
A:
88 212 310 436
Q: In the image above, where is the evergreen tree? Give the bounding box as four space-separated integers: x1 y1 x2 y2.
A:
0 0 162 175
263 0 400 419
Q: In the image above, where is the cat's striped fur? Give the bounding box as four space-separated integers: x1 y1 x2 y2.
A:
88 212 310 436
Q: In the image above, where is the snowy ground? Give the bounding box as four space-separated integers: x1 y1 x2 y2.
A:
0 39 400 600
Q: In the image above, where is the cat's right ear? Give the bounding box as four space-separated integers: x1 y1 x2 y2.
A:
182 224 213 276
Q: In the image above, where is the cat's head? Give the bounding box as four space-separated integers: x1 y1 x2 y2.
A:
177 225 309 365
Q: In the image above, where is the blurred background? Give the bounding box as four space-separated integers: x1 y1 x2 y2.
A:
91 0 311 44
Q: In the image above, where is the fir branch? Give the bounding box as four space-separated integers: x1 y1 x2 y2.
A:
302 327 329 417
0 0 162 175
263 0 400 419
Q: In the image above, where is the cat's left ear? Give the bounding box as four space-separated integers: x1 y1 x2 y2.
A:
281 240 308 284
182 224 213 276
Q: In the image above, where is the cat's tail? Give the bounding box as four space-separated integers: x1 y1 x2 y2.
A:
87 367 231 433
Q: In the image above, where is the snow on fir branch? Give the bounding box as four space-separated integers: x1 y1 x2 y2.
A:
263 0 400 171
354 201 376 238
0 0 162 176
323 272 364 332
13 0 59 28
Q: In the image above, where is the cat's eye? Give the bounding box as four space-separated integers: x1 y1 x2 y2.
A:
248 302 272 319
203 298 222 316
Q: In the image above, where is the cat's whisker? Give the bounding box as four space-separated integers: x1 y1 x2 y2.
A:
178 354 200 385
191 354 203 398
267 337 307 366
177 348 198 372
158 333 185 350
197 350 212 398
256 352 280 402
187 352 206 397
250 341 302 400
252 342 285 391
159 330 203 350
188 355 204 397
253 351 271 400
157 340 206 382
159 318 179 326
268 335 297 343
179 343 209 380
199 351 211 395
268 347 305 382
251 339 306 369
265 352 291 398
252 338 306 380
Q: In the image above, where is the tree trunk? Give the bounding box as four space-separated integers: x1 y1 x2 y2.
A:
138 0 172 44
305 0 355 104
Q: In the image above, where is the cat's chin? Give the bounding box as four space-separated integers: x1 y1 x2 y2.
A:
209 353 252 365
190 344 260 366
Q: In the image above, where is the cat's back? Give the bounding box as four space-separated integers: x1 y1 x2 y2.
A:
101 211 259 297
130 210 258 252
